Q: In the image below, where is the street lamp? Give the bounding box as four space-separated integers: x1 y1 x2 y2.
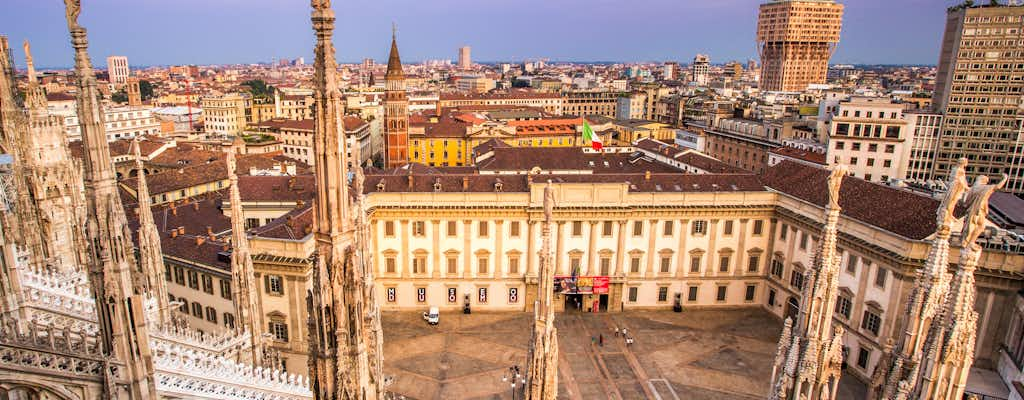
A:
501 365 525 400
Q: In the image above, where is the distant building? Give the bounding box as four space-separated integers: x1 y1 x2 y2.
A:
456 75 496 93
932 3 1024 193
201 93 248 135
902 111 943 184
615 93 646 121
458 46 472 70
756 0 844 92
663 62 679 80
106 55 130 85
691 54 710 86
825 97 908 183
562 90 624 118
385 32 410 167
60 106 160 142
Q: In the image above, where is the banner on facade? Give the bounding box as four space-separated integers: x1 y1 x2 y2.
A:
553 276 609 295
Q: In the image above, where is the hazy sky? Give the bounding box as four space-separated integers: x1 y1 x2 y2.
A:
3 0 964 68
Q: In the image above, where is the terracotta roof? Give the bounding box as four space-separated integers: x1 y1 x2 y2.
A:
120 154 286 196
236 175 316 203
362 173 764 194
634 138 747 174
252 118 314 131
761 161 940 240
770 146 827 166
439 90 560 101
476 147 680 174
343 115 369 131
45 92 76 102
250 205 315 240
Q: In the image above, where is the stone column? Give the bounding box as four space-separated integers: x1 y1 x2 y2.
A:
431 220 440 278
736 219 748 277
400 220 410 278
706 219 718 277
495 220 504 278
526 221 537 277
615 221 627 277
675 219 689 279
645 219 657 277
555 222 565 276
586 221 598 276
463 220 472 279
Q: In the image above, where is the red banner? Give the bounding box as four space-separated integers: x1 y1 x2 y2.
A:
554 276 609 294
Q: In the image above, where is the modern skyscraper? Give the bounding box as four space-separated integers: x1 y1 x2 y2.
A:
384 29 409 168
691 54 710 86
458 45 471 70
106 55 129 85
932 3 1024 193
756 0 844 92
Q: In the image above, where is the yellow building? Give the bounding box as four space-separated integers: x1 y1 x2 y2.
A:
611 120 676 144
407 107 582 167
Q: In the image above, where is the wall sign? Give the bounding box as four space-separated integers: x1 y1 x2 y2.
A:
478 287 488 303
508 287 519 303
417 287 426 303
448 288 457 303
386 287 396 303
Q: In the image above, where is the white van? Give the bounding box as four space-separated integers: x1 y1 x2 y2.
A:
422 307 439 325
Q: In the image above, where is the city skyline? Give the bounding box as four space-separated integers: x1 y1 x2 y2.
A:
5 0 966 68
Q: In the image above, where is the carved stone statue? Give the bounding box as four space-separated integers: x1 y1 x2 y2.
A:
937 158 970 228
543 181 555 221
960 174 1007 248
826 165 849 210
64 0 81 28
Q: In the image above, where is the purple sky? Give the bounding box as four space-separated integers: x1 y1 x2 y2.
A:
4 0 962 68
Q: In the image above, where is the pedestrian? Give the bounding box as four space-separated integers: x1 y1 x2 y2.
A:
622 328 628 337
614 327 619 337
599 334 604 346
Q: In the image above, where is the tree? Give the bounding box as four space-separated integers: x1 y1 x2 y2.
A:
242 79 274 99
111 90 128 104
139 80 154 101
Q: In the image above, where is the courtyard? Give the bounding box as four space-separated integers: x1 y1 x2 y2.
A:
382 308 867 400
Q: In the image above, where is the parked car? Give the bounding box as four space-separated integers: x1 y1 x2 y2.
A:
422 307 439 325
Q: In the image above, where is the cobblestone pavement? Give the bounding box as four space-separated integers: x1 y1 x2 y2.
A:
382 309 867 400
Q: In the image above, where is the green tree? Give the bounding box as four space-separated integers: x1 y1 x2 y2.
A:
242 79 274 99
139 80 154 101
111 90 128 104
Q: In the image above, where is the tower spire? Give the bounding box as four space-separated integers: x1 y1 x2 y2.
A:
21 40 47 112
525 181 560 400
383 25 408 168
306 0 385 399
227 150 265 367
132 138 171 327
917 173 1007 400
63 0 158 398
769 165 848 400
869 158 969 399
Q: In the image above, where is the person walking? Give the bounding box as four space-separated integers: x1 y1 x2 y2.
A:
614 327 619 337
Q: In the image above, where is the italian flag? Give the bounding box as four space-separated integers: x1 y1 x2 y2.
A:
582 120 602 150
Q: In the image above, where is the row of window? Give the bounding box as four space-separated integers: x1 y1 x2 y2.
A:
383 250 763 276
833 141 896 154
167 265 287 297
389 219 765 239
625 283 757 303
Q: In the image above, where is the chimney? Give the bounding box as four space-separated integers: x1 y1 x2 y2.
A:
170 229 178 238
645 171 651 181
527 174 533 184
177 226 185 235
222 244 229 252
462 176 470 191
296 199 305 208
170 202 177 216
407 175 414 190
206 226 213 236
193 202 199 211
196 237 205 246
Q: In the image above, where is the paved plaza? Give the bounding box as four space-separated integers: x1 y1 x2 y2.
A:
382 308 867 400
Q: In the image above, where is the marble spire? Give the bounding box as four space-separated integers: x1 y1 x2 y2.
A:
132 139 171 326
869 158 969 399
64 0 158 398
525 181 560 400
769 165 848 400
306 0 385 399
226 150 265 367
917 173 1006 400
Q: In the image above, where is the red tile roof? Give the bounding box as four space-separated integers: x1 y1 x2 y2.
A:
770 146 827 166
761 160 940 240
